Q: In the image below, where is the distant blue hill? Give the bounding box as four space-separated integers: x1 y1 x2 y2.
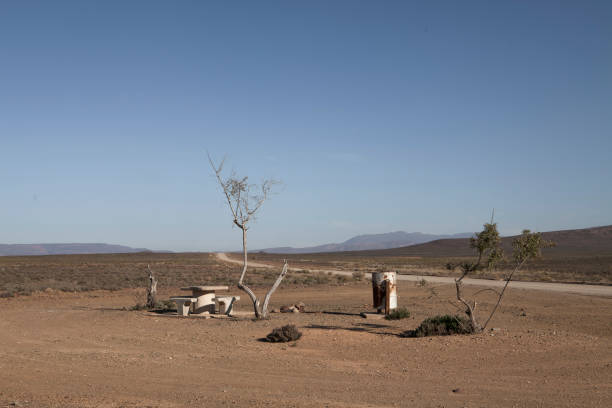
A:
0 243 152 256
260 231 475 254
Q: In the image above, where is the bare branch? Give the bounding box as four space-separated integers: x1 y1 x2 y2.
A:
208 153 240 225
261 260 289 317
447 299 463 312
473 287 502 298
455 278 482 332
482 258 526 329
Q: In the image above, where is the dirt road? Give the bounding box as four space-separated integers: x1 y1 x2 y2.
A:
216 252 612 297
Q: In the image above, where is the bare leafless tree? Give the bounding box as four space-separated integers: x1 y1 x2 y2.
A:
209 154 287 319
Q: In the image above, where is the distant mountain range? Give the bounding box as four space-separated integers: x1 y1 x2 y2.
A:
5 225 609 257
0 243 152 256
260 231 475 254
332 225 612 258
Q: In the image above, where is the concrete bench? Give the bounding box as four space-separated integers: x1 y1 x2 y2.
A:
180 286 228 314
214 296 240 315
170 296 197 316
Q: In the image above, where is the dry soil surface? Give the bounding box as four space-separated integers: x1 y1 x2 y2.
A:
1 281 611 408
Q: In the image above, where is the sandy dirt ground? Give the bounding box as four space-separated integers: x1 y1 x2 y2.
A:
0 280 611 408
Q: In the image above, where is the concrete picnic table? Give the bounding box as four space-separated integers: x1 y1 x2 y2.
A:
180 285 229 314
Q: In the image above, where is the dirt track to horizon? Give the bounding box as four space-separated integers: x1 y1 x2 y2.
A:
1 279 611 407
216 252 612 297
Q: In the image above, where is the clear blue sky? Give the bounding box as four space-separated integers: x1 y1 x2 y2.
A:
1 1 611 252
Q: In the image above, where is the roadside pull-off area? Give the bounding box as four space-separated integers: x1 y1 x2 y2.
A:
216 252 612 297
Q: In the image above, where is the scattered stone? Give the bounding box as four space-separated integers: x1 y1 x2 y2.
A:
280 303 305 313
360 312 385 320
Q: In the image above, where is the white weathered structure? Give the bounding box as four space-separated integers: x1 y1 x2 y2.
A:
371 272 397 315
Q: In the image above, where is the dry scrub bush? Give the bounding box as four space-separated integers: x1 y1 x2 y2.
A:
336 274 349 284
352 271 365 281
385 307 411 320
402 315 473 337
265 324 302 342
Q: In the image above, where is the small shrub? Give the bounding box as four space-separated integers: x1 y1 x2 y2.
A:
352 271 365 281
127 299 175 312
336 274 349 284
128 303 148 311
265 324 302 342
155 299 176 311
386 307 411 320
314 274 332 284
402 315 474 337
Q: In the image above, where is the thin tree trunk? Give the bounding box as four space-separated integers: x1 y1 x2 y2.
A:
455 276 482 333
236 226 263 318
146 264 157 309
482 258 527 329
261 261 288 318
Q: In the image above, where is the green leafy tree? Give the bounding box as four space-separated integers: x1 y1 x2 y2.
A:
448 224 554 333
447 222 504 332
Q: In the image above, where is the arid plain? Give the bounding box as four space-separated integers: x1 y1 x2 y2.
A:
1 250 611 408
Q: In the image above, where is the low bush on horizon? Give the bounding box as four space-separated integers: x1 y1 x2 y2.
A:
0 253 353 298
247 252 612 285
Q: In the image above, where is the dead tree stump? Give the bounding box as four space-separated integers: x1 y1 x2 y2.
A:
146 264 158 309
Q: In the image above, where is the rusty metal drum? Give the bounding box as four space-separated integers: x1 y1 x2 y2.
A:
371 272 397 314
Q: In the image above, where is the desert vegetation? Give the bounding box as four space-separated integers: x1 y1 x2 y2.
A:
265 324 303 342
402 315 473 337
444 223 555 333
0 252 352 298
385 307 411 320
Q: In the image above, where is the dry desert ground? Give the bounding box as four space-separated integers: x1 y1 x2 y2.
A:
0 281 611 408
